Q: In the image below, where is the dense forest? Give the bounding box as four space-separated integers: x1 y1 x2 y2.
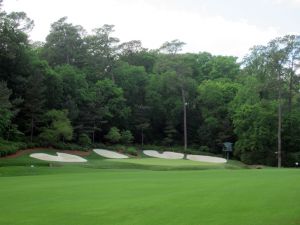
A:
1 3 300 166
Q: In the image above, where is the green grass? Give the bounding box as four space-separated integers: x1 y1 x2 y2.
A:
0 168 299 225
0 149 299 225
0 149 245 171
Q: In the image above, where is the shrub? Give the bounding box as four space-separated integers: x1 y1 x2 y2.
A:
113 144 126 152
0 140 27 157
51 142 88 151
120 130 134 144
105 127 121 143
78 133 91 146
125 146 138 156
199 146 210 152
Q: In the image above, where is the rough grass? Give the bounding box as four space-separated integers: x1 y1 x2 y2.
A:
0 168 299 225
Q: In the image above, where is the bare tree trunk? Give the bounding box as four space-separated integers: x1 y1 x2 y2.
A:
111 73 115 83
278 75 282 168
141 128 144 149
181 87 187 151
30 116 34 142
288 60 294 113
92 121 96 144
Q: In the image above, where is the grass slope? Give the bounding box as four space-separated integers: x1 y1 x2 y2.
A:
0 169 299 225
0 149 245 172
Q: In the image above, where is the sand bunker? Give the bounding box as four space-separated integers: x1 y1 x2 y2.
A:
186 154 227 163
143 150 184 159
30 152 87 162
93 149 129 159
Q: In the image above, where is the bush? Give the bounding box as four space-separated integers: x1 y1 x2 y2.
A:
105 127 121 143
124 146 138 156
199 146 210 152
0 140 27 157
120 130 134 144
51 142 88 151
113 144 126 152
78 133 91 146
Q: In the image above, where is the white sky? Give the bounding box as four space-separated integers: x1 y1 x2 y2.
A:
3 0 300 58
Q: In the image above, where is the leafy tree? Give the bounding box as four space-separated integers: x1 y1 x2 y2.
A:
163 120 177 146
197 79 239 151
78 79 129 143
105 127 121 143
0 81 13 137
85 24 119 82
78 133 91 146
120 130 134 144
55 64 88 121
40 110 73 143
159 39 186 55
0 11 33 97
42 17 86 67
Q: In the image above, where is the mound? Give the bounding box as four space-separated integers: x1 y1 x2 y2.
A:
186 154 227 163
93 149 129 159
143 150 184 159
30 152 87 162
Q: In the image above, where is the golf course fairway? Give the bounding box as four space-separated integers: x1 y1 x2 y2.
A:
0 168 299 225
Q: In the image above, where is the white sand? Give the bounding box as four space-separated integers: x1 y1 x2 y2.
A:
143 150 184 159
186 154 227 163
93 149 129 159
30 152 87 162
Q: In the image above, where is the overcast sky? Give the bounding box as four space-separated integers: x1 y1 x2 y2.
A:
3 0 300 58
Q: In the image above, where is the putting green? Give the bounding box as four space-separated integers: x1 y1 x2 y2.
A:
0 168 299 225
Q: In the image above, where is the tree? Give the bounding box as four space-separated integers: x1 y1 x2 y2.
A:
242 36 300 167
55 64 88 121
0 81 13 137
40 110 73 143
134 104 150 148
153 50 195 150
197 79 239 151
42 17 86 67
0 11 33 97
159 39 186 55
120 130 134 144
22 62 46 142
163 120 177 146
78 79 129 143
105 127 121 143
85 24 119 82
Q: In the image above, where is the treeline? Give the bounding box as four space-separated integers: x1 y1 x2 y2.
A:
1 6 300 166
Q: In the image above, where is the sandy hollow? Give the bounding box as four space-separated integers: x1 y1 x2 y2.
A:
186 154 227 163
30 152 87 162
93 149 129 159
143 150 184 159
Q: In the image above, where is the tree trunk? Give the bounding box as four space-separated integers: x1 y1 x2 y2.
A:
277 74 282 168
92 121 96 144
288 60 294 113
30 116 34 142
181 87 187 151
141 128 144 150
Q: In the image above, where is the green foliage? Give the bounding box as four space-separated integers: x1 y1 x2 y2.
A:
163 121 177 146
232 102 277 165
41 17 86 67
0 140 27 157
105 127 121 143
51 142 88 151
78 133 92 146
0 82 13 137
124 146 138 156
120 130 134 144
1 4 300 166
39 110 73 144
